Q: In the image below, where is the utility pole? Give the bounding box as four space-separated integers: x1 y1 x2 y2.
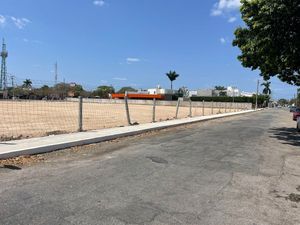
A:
11 75 15 99
54 62 58 85
232 88 235 112
255 79 259 110
296 88 300 107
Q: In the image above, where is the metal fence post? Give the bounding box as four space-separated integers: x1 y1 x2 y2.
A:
78 96 83 132
152 98 156 122
202 100 205 116
175 99 180 119
189 98 192 117
211 100 213 115
124 92 131 125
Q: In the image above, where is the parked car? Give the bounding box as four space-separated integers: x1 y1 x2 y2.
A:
297 117 300 132
290 106 298 112
293 108 300 121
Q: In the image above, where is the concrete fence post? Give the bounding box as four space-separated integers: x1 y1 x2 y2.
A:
152 98 156 122
78 96 83 132
189 98 192 118
211 100 213 115
175 99 180 119
225 102 227 113
124 92 131 125
202 100 205 116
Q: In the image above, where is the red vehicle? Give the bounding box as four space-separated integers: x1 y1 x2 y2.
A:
293 108 300 121
111 93 165 100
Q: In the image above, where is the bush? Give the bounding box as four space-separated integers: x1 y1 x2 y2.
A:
190 95 267 105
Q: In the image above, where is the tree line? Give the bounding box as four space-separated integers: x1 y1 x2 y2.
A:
6 79 139 99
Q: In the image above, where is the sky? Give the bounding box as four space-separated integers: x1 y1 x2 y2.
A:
0 0 297 99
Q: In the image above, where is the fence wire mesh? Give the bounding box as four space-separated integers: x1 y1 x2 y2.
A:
0 98 251 141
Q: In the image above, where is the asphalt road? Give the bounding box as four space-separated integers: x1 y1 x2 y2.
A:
1 109 300 225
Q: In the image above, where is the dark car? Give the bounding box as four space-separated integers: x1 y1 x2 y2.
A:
290 106 298 112
293 108 300 121
297 117 300 132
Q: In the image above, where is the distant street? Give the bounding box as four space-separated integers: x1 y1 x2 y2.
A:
1 109 300 225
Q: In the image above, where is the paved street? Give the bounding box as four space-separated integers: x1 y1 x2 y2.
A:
1 109 300 225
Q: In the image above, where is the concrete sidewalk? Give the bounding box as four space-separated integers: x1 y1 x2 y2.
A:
0 110 258 159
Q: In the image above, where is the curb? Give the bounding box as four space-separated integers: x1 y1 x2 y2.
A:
0 109 262 159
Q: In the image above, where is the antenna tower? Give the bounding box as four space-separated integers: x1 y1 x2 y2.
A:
0 38 8 91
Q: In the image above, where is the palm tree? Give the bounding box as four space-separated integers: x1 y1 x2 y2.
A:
166 70 179 90
261 81 271 95
22 79 32 89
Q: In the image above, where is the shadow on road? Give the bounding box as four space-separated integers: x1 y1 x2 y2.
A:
0 165 22 170
269 127 300 147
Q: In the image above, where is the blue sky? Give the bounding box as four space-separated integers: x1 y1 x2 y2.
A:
0 0 297 99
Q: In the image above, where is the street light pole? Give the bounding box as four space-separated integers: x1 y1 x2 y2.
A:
255 79 259 110
296 88 299 107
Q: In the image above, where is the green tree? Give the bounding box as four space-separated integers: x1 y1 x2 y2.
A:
31 85 51 99
70 85 84 97
214 85 227 96
117 86 137 94
178 86 189 98
22 79 32 89
53 82 70 99
40 85 51 97
93 86 115 98
233 0 300 85
166 70 179 90
13 86 26 98
214 86 226 91
278 98 288 106
261 81 271 95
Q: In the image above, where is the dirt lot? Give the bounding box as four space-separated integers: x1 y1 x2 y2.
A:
0 100 239 140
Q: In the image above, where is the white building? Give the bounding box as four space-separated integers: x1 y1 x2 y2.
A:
226 86 241 97
147 85 176 95
197 89 214 97
241 91 255 97
188 90 198 97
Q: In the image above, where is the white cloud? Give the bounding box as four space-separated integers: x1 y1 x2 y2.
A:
22 38 43 44
93 0 105 7
11 17 31 29
0 15 6 26
113 77 127 81
211 0 241 16
228 16 237 23
32 40 43 44
220 37 226 44
126 57 140 63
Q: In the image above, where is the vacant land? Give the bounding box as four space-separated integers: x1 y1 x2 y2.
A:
0 100 239 140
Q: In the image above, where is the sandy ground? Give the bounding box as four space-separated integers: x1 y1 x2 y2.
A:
0 100 240 140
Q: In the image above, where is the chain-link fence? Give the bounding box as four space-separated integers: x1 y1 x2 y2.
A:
0 97 251 141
